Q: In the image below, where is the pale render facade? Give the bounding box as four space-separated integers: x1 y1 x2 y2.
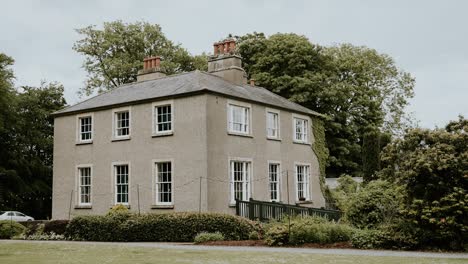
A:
52 39 325 219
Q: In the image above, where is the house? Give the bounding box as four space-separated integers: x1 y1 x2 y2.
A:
51 38 326 219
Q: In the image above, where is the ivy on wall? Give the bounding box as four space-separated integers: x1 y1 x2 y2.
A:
311 116 330 194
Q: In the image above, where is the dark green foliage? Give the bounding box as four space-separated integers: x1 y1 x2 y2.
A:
0 53 66 219
236 33 414 177
43 220 69 235
346 180 401 229
264 216 355 246
362 130 381 182
65 212 257 242
0 220 26 239
193 232 225 243
380 116 468 250
351 223 420 250
311 116 329 191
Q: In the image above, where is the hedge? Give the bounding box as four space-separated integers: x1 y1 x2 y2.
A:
0 220 26 239
21 220 69 236
66 212 257 242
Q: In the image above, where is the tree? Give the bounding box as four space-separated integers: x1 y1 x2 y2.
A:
379 116 468 249
0 53 17 204
74 20 206 96
0 53 66 219
362 130 381 182
236 33 415 177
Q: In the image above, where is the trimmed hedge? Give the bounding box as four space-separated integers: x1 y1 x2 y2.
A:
264 216 356 246
66 212 257 242
0 220 26 239
44 220 69 235
194 232 225 244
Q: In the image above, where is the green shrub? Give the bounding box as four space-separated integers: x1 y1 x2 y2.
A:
265 224 289 246
43 220 69 235
0 220 26 239
66 212 257 242
248 231 260 240
289 218 355 245
346 180 401 229
265 216 356 246
107 204 130 216
194 232 225 244
351 224 420 250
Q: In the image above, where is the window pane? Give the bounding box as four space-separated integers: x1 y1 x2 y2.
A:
269 164 279 201
115 165 129 204
156 162 172 204
116 111 130 136
79 167 91 204
80 116 92 141
231 161 251 202
229 105 249 133
156 105 172 132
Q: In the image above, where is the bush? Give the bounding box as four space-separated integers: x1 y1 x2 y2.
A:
346 180 401 229
194 232 225 244
289 218 355 245
248 231 260 240
0 220 26 239
265 224 289 246
265 216 356 246
66 212 257 242
351 223 420 250
43 220 69 235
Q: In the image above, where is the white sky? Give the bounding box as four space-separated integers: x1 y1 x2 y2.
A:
1 0 467 128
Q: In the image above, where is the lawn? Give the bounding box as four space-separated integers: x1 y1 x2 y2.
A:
0 242 466 264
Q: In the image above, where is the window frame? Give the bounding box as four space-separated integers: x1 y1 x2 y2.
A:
292 114 310 144
267 161 281 202
112 107 131 141
294 162 311 202
227 100 252 136
266 108 281 140
229 157 253 205
76 113 94 144
152 100 174 136
112 162 130 206
76 164 93 206
152 159 174 206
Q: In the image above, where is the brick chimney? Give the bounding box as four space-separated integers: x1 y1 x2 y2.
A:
137 56 166 82
208 38 247 86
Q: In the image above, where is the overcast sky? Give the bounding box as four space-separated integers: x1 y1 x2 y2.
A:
1 0 467 128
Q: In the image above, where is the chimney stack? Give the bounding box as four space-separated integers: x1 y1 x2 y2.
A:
137 56 166 82
208 38 247 86
249 79 256 86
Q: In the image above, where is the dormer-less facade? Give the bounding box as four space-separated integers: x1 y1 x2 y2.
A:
51 39 326 219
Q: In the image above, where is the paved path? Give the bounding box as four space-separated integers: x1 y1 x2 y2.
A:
2 240 467 259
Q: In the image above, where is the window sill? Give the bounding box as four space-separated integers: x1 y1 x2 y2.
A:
151 204 174 209
293 140 311 146
74 205 92 209
76 141 93 145
267 137 281 142
227 132 253 138
112 137 131 142
152 131 174 138
111 204 130 209
228 203 236 208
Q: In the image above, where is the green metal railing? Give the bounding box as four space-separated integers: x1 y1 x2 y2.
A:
235 199 341 222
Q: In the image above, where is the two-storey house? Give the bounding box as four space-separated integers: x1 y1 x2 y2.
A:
51 38 326 219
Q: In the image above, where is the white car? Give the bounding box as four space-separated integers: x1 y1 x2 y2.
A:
0 211 34 222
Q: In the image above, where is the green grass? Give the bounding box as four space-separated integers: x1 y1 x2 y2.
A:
0 242 465 264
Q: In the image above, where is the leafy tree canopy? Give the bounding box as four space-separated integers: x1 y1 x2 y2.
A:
74 20 207 96
236 32 415 176
379 116 468 249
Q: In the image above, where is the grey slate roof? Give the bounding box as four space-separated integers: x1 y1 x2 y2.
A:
54 71 323 117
